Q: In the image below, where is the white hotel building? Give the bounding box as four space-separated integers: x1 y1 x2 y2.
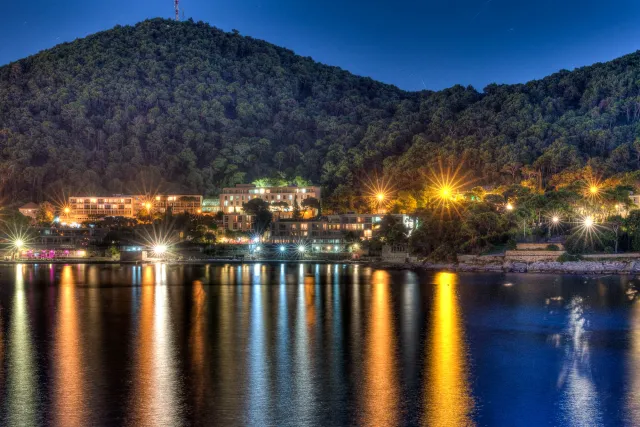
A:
220 184 321 213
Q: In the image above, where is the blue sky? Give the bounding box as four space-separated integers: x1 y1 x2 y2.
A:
1 0 640 91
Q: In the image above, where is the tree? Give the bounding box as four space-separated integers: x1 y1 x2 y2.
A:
301 197 321 217
242 198 272 235
376 215 408 245
35 202 55 225
607 215 624 253
292 199 302 220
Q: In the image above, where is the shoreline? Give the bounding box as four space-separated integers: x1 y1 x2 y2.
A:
2 258 640 275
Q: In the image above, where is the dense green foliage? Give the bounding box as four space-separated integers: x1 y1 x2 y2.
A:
4 18 640 206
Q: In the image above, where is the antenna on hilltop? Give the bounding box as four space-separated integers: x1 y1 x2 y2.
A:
174 0 180 21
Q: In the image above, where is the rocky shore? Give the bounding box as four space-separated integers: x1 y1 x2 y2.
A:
379 259 640 275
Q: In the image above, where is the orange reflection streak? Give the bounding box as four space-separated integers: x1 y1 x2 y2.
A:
54 265 86 427
129 264 179 425
424 272 474 426
191 280 208 411
364 270 398 426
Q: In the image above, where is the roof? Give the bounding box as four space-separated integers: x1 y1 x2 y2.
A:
19 202 39 210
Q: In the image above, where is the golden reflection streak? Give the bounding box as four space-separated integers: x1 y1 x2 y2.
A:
54 265 85 427
6 264 38 426
190 280 208 412
364 270 399 426
424 272 474 427
129 264 180 425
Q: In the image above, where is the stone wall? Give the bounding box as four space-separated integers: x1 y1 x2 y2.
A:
505 250 564 262
516 243 565 251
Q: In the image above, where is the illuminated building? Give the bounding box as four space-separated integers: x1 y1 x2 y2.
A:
202 198 220 214
223 214 255 232
68 196 137 221
219 184 321 215
151 194 203 215
67 194 203 221
269 214 416 244
18 202 39 220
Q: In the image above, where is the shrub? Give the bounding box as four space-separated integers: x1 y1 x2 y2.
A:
546 244 560 251
557 253 582 262
506 239 517 250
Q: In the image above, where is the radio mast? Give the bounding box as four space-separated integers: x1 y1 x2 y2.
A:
174 0 180 21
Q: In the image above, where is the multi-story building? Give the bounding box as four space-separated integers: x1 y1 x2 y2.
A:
19 202 39 220
270 218 343 245
68 195 137 222
269 214 416 244
202 198 221 214
220 184 321 214
223 214 255 232
67 194 203 222
151 195 203 215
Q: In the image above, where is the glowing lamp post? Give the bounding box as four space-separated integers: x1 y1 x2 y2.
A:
153 244 167 258
584 216 594 228
506 203 514 211
298 245 306 253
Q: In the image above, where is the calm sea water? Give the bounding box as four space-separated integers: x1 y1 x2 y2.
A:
0 263 639 426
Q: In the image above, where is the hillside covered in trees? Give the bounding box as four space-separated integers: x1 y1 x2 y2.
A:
2 18 640 205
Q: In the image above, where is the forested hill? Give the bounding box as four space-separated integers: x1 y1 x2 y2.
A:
2 18 640 204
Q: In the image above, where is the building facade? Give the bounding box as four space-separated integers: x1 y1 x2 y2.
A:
220 184 321 214
67 194 203 222
269 214 416 244
223 214 255 232
19 202 39 220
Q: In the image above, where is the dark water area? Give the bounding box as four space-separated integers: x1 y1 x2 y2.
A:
0 263 639 426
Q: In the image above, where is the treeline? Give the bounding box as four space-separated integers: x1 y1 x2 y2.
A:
2 18 640 205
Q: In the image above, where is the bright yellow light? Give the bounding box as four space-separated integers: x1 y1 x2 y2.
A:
63 207 70 214
197 209 202 214
590 186 599 195
14 239 24 249
144 203 152 210
376 193 385 202
506 203 514 211
584 216 594 227
427 161 473 218
552 216 559 223
439 186 452 199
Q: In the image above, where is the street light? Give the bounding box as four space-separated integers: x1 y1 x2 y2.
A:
153 244 167 255
279 246 286 252
552 216 559 224
584 216 594 228
14 239 24 249
298 245 306 253
506 203 514 211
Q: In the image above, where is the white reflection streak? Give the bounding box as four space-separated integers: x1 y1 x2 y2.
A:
558 297 602 426
7 264 37 426
152 264 179 425
248 271 268 425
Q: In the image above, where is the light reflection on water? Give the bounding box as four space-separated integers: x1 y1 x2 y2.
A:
0 264 639 425
425 272 474 427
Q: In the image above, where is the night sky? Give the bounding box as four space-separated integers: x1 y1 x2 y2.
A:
2 0 640 91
